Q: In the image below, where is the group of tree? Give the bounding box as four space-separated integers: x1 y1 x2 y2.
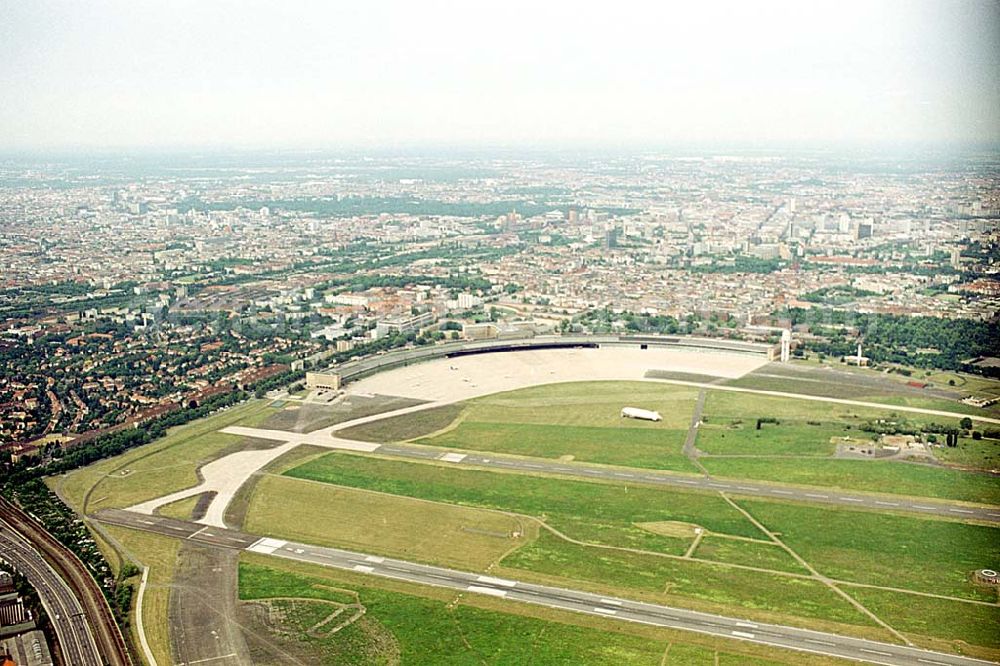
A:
785 308 999 373
1 478 133 628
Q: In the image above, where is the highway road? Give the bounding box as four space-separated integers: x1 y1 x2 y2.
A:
369 442 1000 524
0 520 103 666
94 508 996 666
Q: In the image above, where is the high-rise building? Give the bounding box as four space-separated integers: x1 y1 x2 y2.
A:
605 228 619 249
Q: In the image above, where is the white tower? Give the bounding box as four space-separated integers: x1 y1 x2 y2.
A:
780 329 791 363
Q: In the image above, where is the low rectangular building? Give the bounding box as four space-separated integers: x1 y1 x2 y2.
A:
305 372 341 391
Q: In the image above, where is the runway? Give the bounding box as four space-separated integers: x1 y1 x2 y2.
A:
213 419 1000 524
375 443 1000 524
0 520 103 666
93 508 995 666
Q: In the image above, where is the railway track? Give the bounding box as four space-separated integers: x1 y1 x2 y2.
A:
0 497 132 666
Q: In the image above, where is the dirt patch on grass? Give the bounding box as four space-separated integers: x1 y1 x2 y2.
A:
263 395 426 433
238 596 400 665
645 370 726 384
191 491 217 521
634 521 703 539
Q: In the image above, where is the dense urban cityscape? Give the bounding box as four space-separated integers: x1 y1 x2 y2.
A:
2 2 999 665
2 152 998 459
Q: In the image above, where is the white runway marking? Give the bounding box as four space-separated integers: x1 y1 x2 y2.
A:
246 538 287 555
861 648 893 657
440 452 467 463
467 585 507 597
477 575 516 587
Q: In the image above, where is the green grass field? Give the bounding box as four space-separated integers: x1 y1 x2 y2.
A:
285 453 767 550
724 376 994 419
465 381 699 429
932 435 1000 472
239 559 667 664
103 526 179 666
244 474 531 570
856 394 995 417
58 399 278 513
499 530 877 629
238 556 841 665
346 381 996 501
281 455 901 632
690 385 1000 502
696 423 848 457
844 586 1000 655
155 493 205 520
425 421 696 472
281 452 1000 646
348 381 702 472
85 430 270 510
702 390 964 428
336 403 464 442
736 499 1000 602
691 536 807 573
702 457 1000 504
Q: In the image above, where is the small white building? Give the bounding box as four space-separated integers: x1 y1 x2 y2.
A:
621 407 662 422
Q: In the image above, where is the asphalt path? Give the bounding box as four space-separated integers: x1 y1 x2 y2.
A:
93 509 995 666
0 521 103 666
375 444 1000 524
647 378 1000 426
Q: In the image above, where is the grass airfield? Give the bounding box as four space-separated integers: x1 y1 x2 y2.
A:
343 381 699 472
51 350 1000 665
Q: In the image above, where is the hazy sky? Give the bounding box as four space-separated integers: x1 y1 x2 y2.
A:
1 0 998 151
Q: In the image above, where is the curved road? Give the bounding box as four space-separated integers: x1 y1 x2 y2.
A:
94 509 997 666
0 521 102 666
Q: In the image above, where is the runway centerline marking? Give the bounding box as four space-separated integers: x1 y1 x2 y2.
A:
861 648 892 657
